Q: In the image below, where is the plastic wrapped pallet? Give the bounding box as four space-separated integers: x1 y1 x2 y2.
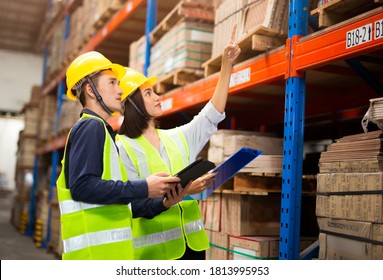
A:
207 129 283 164
58 96 82 135
37 94 57 142
129 35 146 74
22 105 39 137
211 0 289 58
148 21 213 77
16 137 37 168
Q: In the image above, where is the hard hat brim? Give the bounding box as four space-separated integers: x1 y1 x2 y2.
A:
121 75 158 101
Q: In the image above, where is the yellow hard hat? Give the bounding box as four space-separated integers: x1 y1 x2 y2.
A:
120 68 157 102
66 51 126 100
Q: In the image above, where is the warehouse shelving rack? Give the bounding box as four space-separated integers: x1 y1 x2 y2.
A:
31 0 383 259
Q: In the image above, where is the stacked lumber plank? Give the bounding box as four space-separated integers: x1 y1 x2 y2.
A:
369 97 383 121
201 191 317 259
317 130 383 259
201 129 318 259
319 130 383 162
207 129 283 167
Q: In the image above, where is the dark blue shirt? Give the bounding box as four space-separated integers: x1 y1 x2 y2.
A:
64 109 166 218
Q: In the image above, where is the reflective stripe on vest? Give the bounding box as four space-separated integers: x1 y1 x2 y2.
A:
59 200 131 215
57 113 133 260
133 227 183 249
59 200 103 215
184 219 205 235
117 129 209 259
63 227 132 253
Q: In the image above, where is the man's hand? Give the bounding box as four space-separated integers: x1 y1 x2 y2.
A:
146 172 180 198
163 181 192 208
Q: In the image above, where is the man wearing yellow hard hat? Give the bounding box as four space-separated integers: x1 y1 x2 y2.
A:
56 51 187 260
116 25 241 260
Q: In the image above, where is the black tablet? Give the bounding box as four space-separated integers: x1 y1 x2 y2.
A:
174 157 216 187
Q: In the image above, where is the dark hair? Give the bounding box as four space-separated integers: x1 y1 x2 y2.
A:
77 71 103 107
118 88 159 138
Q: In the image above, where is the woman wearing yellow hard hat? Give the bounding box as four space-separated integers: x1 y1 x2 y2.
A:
116 25 241 260
56 51 184 260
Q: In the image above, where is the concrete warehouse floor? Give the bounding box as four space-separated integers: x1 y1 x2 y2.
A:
0 192 57 260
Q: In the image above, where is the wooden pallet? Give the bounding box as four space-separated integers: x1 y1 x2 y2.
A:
150 0 214 44
233 173 317 195
0 189 13 198
202 25 285 77
93 7 119 29
311 0 382 28
154 68 204 94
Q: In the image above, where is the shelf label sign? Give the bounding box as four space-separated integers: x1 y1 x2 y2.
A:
229 67 251 88
126 1 133 13
375 19 383 40
161 98 173 112
346 23 372 49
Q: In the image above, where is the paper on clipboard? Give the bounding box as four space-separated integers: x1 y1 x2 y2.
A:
189 147 262 200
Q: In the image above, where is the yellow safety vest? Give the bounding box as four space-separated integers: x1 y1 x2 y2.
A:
117 129 209 260
57 113 134 260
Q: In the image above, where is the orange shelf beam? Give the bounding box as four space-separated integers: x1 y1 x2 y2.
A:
37 135 67 155
160 47 287 115
42 0 145 95
82 0 144 52
36 115 123 154
294 8 383 72
42 0 75 45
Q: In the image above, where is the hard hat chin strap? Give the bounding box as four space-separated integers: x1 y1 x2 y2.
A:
127 97 150 120
86 76 114 115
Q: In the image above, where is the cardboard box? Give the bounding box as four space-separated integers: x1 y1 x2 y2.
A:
319 232 383 260
221 193 280 236
229 235 279 260
206 230 229 260
317 194 383 223
148 20 213 77
208 130 282 164
205 193 222 232
317 217 383 242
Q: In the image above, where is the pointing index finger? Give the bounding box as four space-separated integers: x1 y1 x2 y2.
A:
229 23 237 44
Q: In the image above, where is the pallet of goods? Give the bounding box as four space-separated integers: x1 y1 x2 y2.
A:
311 0 382 29
146 0 215 94
57 96 83 137
317 130 383 259
202 191 317 259
203 0 289 77
37 94 57 143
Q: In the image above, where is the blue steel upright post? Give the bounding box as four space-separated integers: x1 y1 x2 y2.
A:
43 12 71 248
25 46 49 237
279 0 309 260
144 0 157 76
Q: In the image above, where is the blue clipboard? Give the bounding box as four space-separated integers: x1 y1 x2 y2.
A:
188 147 262 200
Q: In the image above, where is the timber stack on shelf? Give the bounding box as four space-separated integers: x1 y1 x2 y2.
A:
20 0 383 259
137 0 215 93
202 129 318 260
203 0 290 77
11 86 42 235
317 129 383 259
